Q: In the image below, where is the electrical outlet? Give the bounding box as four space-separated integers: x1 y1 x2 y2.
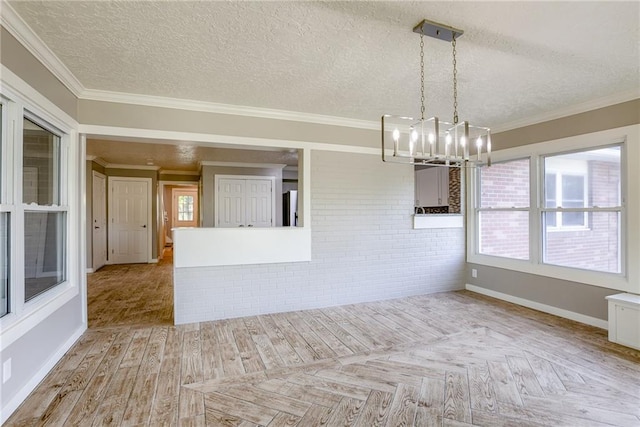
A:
471 268 478 278
3 358 11 383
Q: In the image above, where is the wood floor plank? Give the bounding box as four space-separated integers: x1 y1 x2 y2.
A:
443 371 472 424
204 391 278 426
325 396 365 426
487 361 524 406
354 390 393 426
307 309 369 353
414 377 444 427
267 412 301 426
506 355 545 397
91 367 138 426
222 385 311 417
386 383 420 427
468 364 497 413
297 310 354 357
270 313 320 363
258 314 304 366
296 405 334 426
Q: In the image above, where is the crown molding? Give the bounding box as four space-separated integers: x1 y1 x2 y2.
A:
493 89 640 134
86 155 108 167
199 161 287 170
1 1 84 97
80 88 379 131
105 163 160 171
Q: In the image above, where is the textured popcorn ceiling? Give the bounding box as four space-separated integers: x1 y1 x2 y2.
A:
8 1 640 129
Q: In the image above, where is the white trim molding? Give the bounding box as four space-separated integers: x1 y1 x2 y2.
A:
105 163 160 171
466 284 608 330
0 2 84 97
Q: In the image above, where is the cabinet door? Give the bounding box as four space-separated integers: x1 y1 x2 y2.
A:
439 168 450 207
415 168 441 207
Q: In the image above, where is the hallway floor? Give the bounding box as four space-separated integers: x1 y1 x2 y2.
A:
87 247 174 328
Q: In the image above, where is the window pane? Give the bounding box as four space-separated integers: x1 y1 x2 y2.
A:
178 195 194 221
479 211 529 260
24 212 66 301
545 146 620 208
480 159 529 208
1 213 9 317
23 118 61 206
544 211 620 273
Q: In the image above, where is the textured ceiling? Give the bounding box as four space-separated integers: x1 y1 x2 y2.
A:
9 1 640 130
87 138 298 171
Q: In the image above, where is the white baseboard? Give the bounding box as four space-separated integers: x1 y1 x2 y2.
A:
465 284 608 330
86 268 94 274
0 324 86 424
150 258 158 264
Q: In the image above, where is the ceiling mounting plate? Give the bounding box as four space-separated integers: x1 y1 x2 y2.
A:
413 19 464 42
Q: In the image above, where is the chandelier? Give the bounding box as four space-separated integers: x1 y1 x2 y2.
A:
382 19 491 167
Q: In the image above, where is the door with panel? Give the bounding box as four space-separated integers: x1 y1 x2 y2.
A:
109 178 150 264
217 178 246 228
245 179 273 227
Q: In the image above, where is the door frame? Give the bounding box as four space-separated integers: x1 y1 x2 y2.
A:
214 174 276 228
171 187 199 228
107 176 153 264
158 180 200 256
91 170 107 272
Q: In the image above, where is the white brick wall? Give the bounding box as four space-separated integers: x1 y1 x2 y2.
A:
174 150 465 324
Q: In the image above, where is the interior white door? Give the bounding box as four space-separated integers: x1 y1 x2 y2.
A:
245 179 273 227
217 179 246 227
109 178 149 263
92 171 107 271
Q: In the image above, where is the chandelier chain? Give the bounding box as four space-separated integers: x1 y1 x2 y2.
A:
452 35 458 124
420 34 425 120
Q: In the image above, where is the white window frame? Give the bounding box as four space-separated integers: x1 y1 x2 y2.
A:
467 125 635 293
0 96 12 318
21 112 69 303
0 71 81 350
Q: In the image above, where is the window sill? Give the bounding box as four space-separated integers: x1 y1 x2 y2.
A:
413 214 464 229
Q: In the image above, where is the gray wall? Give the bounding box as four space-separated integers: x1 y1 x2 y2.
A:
78 99 377 148
0 28 78 120
0 24 84 418
201 165 283 227
105 168 159 260
467 99 640 321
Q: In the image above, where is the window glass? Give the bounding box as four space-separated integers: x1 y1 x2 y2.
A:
542 145 622 273
544 212 620 273
1 213 8 317
544 146 620 209
479 210 529 260
24 212 66 301
480 158 529 208
23 118 61 206
178 195 194 221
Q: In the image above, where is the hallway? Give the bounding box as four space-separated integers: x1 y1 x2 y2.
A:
87 248 174 328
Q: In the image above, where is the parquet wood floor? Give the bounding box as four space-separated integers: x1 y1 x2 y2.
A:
7 271 640 425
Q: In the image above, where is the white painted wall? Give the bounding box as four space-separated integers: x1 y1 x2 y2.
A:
174 150 465 324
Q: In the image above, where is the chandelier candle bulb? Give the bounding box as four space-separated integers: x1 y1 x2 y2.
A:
393 127 400 156
476 136 483 161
